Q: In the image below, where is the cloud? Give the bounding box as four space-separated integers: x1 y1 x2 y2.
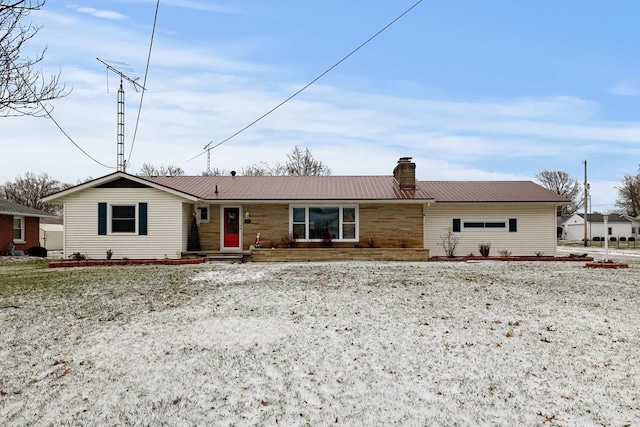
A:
610 83 640 97
73 7 128 21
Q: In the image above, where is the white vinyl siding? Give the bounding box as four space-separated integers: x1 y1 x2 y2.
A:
60 187 188 259
425 203 558 257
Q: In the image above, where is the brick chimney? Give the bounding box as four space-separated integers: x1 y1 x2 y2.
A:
393 157 416 190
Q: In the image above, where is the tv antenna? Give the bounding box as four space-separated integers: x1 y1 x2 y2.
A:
203 140 214 174
97 58 145 172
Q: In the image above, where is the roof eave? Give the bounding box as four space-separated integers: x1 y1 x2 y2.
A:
42 172 200 203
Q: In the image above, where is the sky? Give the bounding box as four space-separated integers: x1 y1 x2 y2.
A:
2 0 640 211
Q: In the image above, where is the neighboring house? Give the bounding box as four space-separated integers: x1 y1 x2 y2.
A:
40 216 64 250
561 213 639 241
0 199 54 255
42 158 568 260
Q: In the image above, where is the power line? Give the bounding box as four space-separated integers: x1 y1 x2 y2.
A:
127 0 160 166
185 0 424 164
0 44 115 169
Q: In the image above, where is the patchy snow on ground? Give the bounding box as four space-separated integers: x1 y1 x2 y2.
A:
1 260 639 426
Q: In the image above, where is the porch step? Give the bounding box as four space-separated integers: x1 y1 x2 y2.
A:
205 253 245 263
182 251 249 263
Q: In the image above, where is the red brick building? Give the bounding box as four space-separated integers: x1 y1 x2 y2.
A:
1 199 54 255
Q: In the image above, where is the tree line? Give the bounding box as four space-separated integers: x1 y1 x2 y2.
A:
1 146 330 215
4 160 640 218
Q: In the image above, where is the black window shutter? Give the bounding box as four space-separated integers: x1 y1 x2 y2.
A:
509 218 517 232
139 203 148 235
453 218 461 232
98 203 107 235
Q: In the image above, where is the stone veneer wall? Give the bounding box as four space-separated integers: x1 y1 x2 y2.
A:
198 203 425 250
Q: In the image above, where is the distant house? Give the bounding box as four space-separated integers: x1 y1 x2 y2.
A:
42 158 568 260
0 199 54 255
39 216 64 250
560 213 640 241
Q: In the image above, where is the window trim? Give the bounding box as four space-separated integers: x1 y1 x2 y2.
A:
289 205 359 242
109 204 138 235
13 215 25 243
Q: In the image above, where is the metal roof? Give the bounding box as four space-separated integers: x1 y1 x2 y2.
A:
423 181 570 203
143 175 434 201
141 176 569 203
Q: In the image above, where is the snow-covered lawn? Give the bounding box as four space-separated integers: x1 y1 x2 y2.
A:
1 260 639 426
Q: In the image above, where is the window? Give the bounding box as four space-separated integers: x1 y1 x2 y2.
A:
112 205 136 233
463 220 506 230
197 205 209 223
13 216 24 242
454 218 517 232
290 206 358 241
98 202 147 235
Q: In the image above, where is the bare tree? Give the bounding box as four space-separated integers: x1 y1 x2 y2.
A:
438 227 459 258
241 147 330 177
535 170 582 214
1 0 69 116
201 168 227 176
285 146 331 176
615 168 640 217
1 171 67 214
241 161 285 177
138 163 185 177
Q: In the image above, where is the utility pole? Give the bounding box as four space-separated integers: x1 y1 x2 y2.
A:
583 160 589 247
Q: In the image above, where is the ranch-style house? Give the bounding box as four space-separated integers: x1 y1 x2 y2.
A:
42 157 569 261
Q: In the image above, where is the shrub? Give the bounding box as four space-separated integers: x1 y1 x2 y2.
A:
499 249 512 257
438 227 459 258
609 237 617 242
321 231 333 248
28 246 47 257
478 242 491 257
629 237 636 242
281 234 297 248
593 236 601 242
69 252 86 261
106 249 113 259
620 236 627 242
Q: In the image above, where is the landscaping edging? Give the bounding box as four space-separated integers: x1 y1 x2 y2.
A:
48 258 206 268
585 261 629 269
430 256 594 262
248 248 431 262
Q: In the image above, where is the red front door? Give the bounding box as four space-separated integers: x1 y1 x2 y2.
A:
223 207 240 249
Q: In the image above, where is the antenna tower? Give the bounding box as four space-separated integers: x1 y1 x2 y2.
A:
204 140 214 174
97 58 145 172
